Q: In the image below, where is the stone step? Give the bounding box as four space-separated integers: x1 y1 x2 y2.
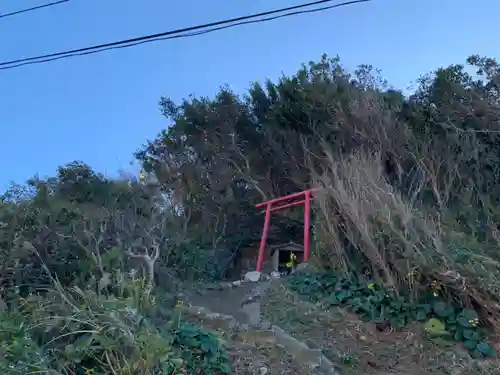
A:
181 300 340 374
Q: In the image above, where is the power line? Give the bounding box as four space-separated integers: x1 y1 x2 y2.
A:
0 0 371 71
0 0 69 19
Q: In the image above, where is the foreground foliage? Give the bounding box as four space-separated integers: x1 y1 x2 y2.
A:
0 275 231 374
0 163 232 374
288 270 496 358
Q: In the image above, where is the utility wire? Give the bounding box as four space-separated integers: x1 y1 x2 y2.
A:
0 0 69 19
0 0 370 71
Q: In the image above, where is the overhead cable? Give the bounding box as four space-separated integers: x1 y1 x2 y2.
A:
0 0 70 20
0 0 371 71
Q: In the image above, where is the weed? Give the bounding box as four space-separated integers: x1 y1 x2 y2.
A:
288 270 497 358
0 273 233 374
172 322 232 374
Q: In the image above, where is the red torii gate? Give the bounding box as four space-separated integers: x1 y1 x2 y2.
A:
254 189 316 272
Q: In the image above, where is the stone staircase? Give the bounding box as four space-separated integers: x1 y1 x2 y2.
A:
180 275 340 375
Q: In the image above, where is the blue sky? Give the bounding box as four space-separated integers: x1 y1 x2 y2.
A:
0 0 498 191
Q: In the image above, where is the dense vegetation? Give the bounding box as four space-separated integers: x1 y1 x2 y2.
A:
0 164 232 374
1 53 500 372
288 269 496 358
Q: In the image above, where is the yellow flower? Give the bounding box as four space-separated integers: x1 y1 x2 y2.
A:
367 283 374 290
468 318 479 327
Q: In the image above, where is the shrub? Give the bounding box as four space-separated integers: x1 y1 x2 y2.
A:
0 271 232 374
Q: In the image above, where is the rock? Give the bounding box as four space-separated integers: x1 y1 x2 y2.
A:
305 338 321 349
238 323 250 331
241 294 260 306
205 313 238 330
232 280 243 287
251 359 266 372
258 320 272 330
206 283 224 291
271 325 340 375
258 366 269 375
232 329 275 345
185 305 211 316
241 301 261 326
244 271 261 282
182 306 238 330
270 271 281 279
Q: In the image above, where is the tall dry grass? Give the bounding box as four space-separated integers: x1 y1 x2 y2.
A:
309 149 500 328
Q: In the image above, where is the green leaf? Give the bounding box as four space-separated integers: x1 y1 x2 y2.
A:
201 341 213 352
412 304 431 321
445 315 457 324
413 308 428 321
424 318 447 336
335 291 348 303
432 301 454 318
390 300 402 310
348 297 362 307
463 340 478 350
219 361 232 374
457 315 472 328
390 315 406 329
462 329 481 341
461 308 478 321
372 316 386 324
72 333 94 350
170 358 184 368
418 304 432 313
476 341 497 357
